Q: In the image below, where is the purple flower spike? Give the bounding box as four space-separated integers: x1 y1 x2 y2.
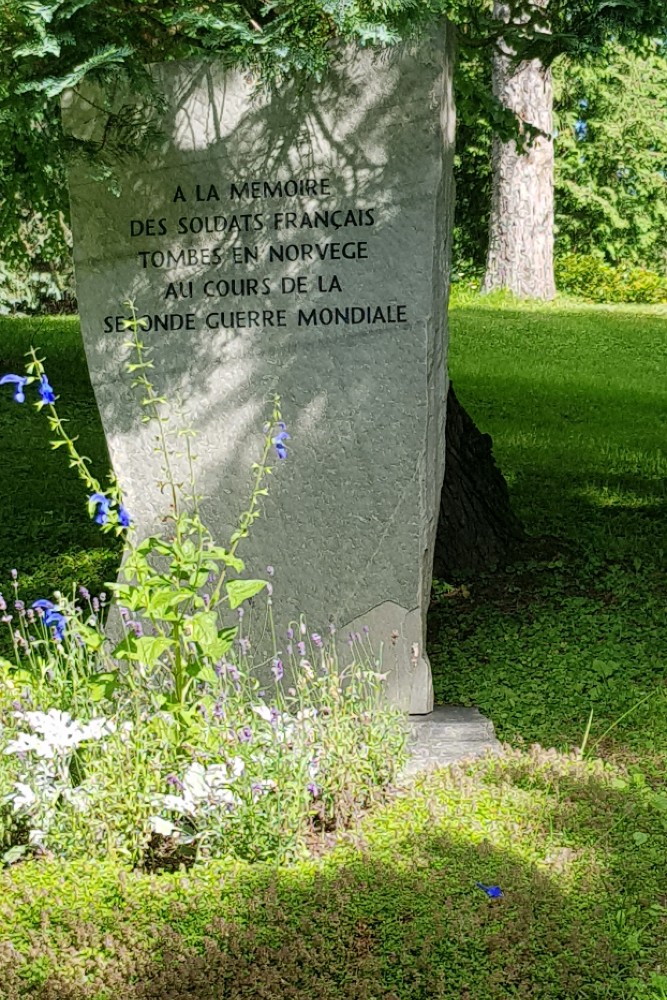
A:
38 374 55 404
238 725 253 743
271 657 284 681
0 375 28 403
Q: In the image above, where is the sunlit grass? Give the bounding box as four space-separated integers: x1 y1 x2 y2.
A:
432 296 667 768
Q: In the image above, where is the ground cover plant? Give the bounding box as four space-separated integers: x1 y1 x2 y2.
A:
0 297 666 997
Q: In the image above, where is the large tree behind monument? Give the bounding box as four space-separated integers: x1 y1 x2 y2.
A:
482 0 556 299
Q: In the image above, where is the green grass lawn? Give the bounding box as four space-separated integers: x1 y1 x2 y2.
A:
1 298 666 999
0 315 121 605
431 294 667 773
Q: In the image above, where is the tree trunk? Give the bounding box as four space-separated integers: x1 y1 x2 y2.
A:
434 384 525 579
483 0 556 299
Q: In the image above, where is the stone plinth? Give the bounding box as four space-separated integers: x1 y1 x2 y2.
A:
62 28 455 713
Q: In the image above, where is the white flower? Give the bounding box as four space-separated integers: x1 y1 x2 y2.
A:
7 710 115 757
61 786 92 812
80 717 116 741
149 815 178 837
296 708 318 721
252 704 274 723
181 763 209 806
160 793 189 814
4 733 51 758
11 782 36 812
230 756 245 778
154 760 242 822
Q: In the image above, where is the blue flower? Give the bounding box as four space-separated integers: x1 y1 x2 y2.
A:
89 493 111 526
118 503 131 528
33 600 66 640
0 375 28 403
476 882 503 898
45 611 67 641
33 599 55 613
579 97 589 110
38 374 55 404
272 425 290 460
574 119 588 141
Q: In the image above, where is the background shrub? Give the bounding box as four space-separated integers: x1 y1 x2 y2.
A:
555 253 667 304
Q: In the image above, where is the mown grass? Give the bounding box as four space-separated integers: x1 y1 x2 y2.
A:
1 298 666 998
431 292 667 772
0 315 121 606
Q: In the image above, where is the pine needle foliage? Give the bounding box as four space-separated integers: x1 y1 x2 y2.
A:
1 0 667 281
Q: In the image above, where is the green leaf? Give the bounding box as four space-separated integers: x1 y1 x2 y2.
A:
225 578 267 609
187 611 218 647
112 634 173 666
3 845 29 866
135 635 174 666
206 546 245 572
87 671 118 702
145 589 192 618
74 622 105 652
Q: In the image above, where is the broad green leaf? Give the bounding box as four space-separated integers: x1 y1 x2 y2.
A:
112 634 173 666
225 578 267 609
187 611 218 647
211 626 237 659
134 635 174 667
145 589 192 617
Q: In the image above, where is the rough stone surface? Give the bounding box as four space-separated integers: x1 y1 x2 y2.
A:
401 706 503 778
62 30 455 713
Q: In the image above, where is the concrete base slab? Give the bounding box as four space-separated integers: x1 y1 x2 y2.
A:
400 705 502 779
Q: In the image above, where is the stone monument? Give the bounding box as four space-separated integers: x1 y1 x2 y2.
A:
62 28 455 714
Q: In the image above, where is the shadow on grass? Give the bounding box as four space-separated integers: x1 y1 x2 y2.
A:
0 317 122 602
433 307 667 759
1 752 666 999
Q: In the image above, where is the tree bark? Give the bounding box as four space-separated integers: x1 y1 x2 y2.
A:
483 0 556 299
434 384 525 579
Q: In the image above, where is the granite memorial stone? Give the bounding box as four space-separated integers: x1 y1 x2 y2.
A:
62 28 455 714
